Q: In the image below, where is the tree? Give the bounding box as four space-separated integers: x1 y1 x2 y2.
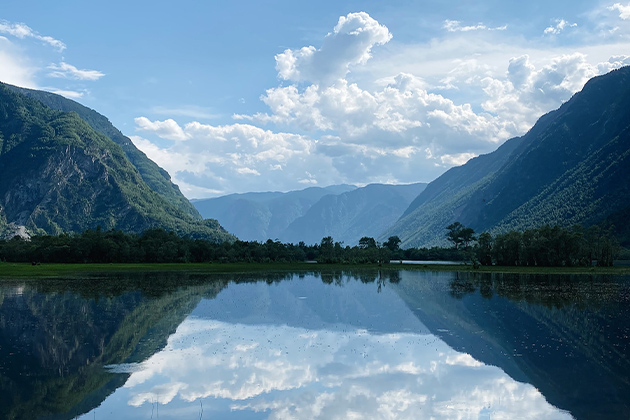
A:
585 225 619 267
446 222 475 250
446 222 463 249
384 236 401 252
460 227 476 248
320 236 334 249
318 236 337 263
493 231 522 266
475 232 493 266
358 236 377 249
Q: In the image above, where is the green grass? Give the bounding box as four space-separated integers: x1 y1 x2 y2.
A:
1 261 629 279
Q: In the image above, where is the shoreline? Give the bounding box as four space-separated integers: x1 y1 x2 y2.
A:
2 261 630 279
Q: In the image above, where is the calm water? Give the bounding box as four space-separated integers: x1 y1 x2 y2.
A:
0 270 629 420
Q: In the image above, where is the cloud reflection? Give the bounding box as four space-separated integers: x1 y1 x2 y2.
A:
108 316 572 419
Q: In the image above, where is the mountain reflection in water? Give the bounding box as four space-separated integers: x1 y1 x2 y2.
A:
1 270 628 419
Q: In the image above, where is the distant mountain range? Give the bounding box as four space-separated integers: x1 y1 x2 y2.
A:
279 182 426 246
193 183 426 245
192 185 356 243
382 66 630 248
0 82 233 241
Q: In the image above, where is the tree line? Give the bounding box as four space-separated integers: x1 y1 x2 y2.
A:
443 222 619 267
0 228 397 265
0 223 620 266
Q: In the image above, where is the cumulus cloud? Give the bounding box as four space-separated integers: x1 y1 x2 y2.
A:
443 20 508 32
252 74 508 146
597 55 630 72
544 19 578 35
478 53 627 135
135 117 188 141
132 113 461 198
0 20 66 51
47 62 105 81
275 12 392 84
132 119 336 196
0 39 37 88
609 3 630 20
440 152 478 166
131 11 630 198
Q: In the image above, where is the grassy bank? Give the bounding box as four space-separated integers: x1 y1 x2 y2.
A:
1 261 630 279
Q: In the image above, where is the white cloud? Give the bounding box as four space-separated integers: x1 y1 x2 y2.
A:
0 38 37 88
132 10 630 198
597 55 630 73
609 3 630 20
0 20 66 51
150 105 221 120
131 119 332 197
47 62 105 81
253 74 507 147
275 12 392 84
135 117 188 141
479 53 622 135
440 152 478 166
0 21 103 98
45 88 85 99
443 20 508 32
236 167 261 176
544 19 577 35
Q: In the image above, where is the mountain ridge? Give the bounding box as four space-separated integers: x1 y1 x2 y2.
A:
281 182 427 245
193 185 357 242
4 84 200 220
0 82 233 241
383 66 630 247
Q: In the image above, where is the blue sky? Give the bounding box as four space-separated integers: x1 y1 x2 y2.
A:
2 0 630 198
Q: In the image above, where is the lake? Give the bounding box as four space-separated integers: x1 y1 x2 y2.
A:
0 269 629 420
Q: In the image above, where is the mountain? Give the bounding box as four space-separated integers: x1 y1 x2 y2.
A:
193 185 356 241
280 183 427 246
5 84 200 220
0 82 233 241
383 66 630 247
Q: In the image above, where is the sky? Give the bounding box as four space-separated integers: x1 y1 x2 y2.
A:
1 0 630 198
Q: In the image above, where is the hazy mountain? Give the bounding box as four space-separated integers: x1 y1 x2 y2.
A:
0 82 233 241
193 185 356 241
281 183 427 246
383 66 630 247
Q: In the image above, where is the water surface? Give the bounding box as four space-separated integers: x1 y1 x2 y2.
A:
0 270 628 419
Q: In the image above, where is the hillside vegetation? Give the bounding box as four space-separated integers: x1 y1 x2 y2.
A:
0 83 233 241
383 66 630 248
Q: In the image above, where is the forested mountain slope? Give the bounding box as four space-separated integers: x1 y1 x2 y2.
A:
0 83 233 241
5 84 200 219
383 66 630 247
